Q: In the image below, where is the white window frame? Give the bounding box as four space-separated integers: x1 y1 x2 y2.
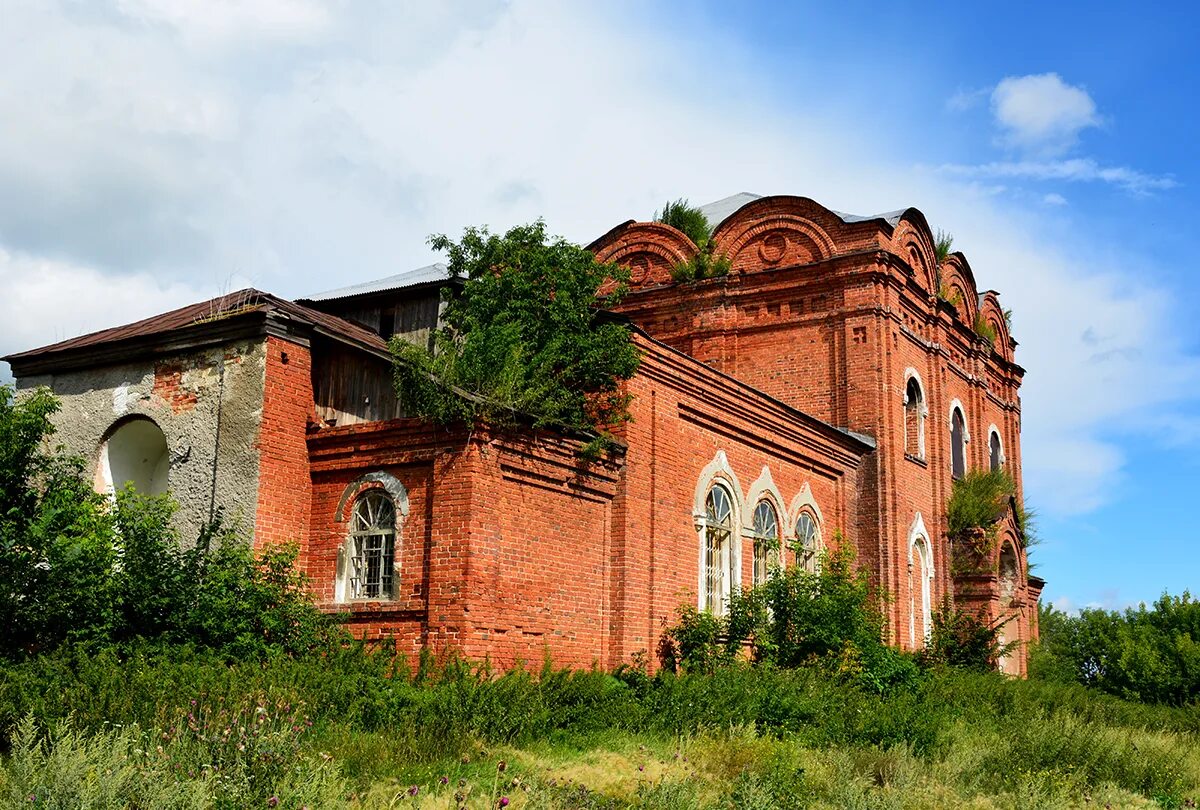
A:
988 424 1005 471
750 499 781 586
908 513 934 647
693 451 743 615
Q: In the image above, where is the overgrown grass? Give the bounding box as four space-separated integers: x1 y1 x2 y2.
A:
2 648 1198 808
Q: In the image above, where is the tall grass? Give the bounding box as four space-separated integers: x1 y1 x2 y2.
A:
2 648 1198 807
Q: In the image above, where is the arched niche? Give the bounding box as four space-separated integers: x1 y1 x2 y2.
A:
588 221 699 289
709 196 839 273
95 415 170 496
979 293 1013 359
891 218 938 294
939 254 979 323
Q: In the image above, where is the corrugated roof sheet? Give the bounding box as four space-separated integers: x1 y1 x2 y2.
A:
303 263 450 302
2 288 387 363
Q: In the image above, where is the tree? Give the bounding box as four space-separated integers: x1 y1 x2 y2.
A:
393 221 641 450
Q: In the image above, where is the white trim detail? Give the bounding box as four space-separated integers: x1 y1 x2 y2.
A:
903 369 929 460
987 424 1006 467
743 466 785 532
948 398 970 442
907 512 934 646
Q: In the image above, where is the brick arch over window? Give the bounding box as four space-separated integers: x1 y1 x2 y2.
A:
334 472 409 603
335 471 410 523
693 451 744 613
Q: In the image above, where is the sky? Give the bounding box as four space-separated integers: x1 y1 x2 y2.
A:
0 0 1196 612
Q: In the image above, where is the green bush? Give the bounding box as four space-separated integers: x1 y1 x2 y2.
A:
655 198 711 249
919 600 1009 672
945 467 1017 538
1032 594 1200 705
394 221 641 453
0 385 342 662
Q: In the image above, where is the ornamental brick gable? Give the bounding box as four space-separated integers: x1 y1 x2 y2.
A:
4 192 1043 675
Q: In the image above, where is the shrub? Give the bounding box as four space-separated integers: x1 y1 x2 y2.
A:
934 229 954 263
394 221 641 452
920 601 1009 672
1032 593 1200 705
655 198 711 249
945 468 1016 538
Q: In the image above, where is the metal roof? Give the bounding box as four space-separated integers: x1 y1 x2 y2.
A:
696 192 907 229
302 263 451 302
2 288 387 365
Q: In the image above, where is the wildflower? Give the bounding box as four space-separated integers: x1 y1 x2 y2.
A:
638 765 644 772
439 776 450 785
407 786 419 797
498 799 509 808
497 760 507 772
461 754 471 764
267 797 279 808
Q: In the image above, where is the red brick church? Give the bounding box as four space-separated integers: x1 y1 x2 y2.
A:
4 193 1043 674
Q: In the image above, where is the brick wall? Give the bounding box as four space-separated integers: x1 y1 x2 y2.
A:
254 336 314 552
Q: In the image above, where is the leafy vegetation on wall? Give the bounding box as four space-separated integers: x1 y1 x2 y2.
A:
654 198 733 282
392 221 641 452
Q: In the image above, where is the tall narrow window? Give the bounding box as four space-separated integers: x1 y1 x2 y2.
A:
751 500 779 586
910 537 932 647
951 407 967 479
904 377 926 459
348 491 396 600
989 430 1003 471
999 543 1019 605
703 485 734 614
795 511 820 573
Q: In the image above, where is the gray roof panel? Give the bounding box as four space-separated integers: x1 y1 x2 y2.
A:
696 193 908 230
303 263 451 302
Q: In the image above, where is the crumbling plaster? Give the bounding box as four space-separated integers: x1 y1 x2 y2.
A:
18 339 268 542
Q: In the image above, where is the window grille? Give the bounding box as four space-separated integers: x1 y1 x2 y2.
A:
349 491 396 599
703 485 734 614
751 500 779 586
796 512 819 573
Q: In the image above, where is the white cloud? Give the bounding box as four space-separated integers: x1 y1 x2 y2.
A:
0 247 217 382
937 158 1176 194
991 73 1101 154
1042 192 1068 206
0 1 1195 519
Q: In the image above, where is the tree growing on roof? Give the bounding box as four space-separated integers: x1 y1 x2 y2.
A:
392 221 641 452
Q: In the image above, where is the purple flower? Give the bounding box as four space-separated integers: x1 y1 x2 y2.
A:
439 776 449 785
267 797 279 808
407 786 419 797
498 799 510 808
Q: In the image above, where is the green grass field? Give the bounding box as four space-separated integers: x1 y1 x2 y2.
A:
2 648 1197 809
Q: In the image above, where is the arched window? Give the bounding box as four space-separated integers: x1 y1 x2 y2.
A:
909 536 932 647
95 416 170 496
703 485 735 614
950 406 967 479
795 511 820 573
989 429 1004 471
751 500 780 586
346 490 396 600
904 376 926 460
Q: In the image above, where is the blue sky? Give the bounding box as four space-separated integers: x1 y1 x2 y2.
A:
0 1 1195 612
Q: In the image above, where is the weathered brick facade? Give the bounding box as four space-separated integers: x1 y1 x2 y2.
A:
5 194 1043 673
